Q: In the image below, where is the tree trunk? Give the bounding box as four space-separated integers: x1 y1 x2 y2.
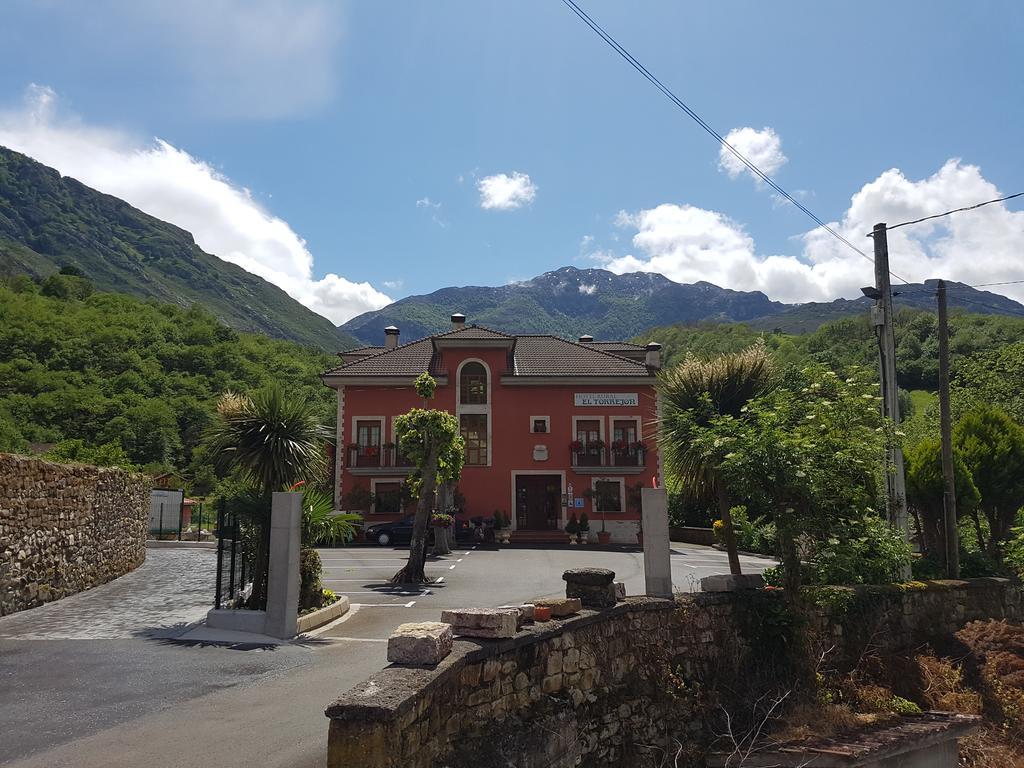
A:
716 482 742 576
778 524 802 594
969 508 986 555
246 504 271 609
392 448 439 585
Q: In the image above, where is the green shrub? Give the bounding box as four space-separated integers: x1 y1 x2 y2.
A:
299 548 324 611
805 515 912 586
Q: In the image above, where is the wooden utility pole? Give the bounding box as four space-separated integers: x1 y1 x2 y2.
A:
871 223 912 578
937 280 960 577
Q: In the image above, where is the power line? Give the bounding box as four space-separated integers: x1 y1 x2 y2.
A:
558 0 902 281
865 192 1024 235
969 279 1024 288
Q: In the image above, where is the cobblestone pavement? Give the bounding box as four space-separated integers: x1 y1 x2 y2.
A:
0 548 216 640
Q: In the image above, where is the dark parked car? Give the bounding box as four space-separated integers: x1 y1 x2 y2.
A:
365 515 472 546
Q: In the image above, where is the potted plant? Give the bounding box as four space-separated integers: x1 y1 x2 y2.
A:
578 511 591 544
565 512 579 545
382 441 396 465
493 510 512 544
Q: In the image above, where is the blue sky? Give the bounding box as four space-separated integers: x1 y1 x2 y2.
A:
1 1 1022 323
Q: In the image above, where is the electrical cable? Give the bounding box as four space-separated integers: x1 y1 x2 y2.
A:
867 193 1024 234
558 0 906 281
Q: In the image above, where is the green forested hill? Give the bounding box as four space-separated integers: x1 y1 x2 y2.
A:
639 308 1024 392
0 146 355 351
0 281 335 479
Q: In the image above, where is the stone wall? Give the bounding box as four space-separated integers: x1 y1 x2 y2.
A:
0 454 149 615
325 579 1023 768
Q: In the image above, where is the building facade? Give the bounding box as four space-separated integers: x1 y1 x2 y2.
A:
321 315 661 543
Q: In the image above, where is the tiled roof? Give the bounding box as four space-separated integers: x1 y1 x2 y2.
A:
590 341 645 352
433 325 514 340
511 336 650 377
324 338 439 377
338 345 385 357
323 325 653 380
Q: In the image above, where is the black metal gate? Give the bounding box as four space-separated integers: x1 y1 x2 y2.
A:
214 499 251 609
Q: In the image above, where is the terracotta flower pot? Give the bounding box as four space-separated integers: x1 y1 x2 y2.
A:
597 531 612 545
533 606 552 622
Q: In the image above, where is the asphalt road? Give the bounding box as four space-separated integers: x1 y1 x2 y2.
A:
0 541 772 768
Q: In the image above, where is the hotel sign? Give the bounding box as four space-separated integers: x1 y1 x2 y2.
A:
573 392 639 407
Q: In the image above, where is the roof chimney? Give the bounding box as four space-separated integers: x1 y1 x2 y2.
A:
645 342 662 369
384 325 400 350
451 313 466 331
578 334 594 343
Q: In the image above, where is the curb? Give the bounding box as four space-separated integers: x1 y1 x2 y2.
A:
297 596 351 635
146 540 217 549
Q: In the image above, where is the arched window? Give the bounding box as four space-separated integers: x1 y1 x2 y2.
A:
459 362 488 405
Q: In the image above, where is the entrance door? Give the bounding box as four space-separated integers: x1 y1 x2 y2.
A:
514 475 562 530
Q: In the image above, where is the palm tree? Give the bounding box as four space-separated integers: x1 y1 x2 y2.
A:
205 386 331 607
657 342 775 575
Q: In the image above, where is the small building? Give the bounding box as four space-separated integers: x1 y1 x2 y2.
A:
321 315 662 543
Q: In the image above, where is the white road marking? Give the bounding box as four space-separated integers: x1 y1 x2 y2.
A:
332 591 429 597
435 576 445 583
406 601 416 607
328 637 388 643
449 564 456 570
457 558 463 563
352 603 418 608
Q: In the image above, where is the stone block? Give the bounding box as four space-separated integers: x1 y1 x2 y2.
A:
387 621 453 666
700 573 765 592
440 607 519 638
614 582 626 600
567 581 618 609
562 567 615 587
533 597 582 617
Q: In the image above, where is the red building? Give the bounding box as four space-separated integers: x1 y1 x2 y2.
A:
321 315 662 544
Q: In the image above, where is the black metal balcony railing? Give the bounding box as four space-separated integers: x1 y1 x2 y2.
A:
347 445 415 469
610 447 644 467
570 446 647 468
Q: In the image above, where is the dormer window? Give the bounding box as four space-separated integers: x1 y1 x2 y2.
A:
460 362 488 404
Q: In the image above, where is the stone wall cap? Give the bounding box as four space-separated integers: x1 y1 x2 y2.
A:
562 567 615 586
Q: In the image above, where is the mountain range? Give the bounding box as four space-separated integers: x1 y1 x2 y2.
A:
3 144 1021 353
0 146 356 350
340 266 1024 345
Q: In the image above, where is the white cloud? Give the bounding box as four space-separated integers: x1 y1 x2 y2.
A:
415 197 440 209
719 126 787 182
478 171 537 210
0 84 390 323
579 284 597 295
383 279 404 290
598 160 1024 304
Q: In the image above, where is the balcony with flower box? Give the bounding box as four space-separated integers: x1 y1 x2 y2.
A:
347 443 415 476
569 440 647 474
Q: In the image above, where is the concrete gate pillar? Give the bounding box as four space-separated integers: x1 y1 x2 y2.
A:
264 492 302 639
641 487 672 598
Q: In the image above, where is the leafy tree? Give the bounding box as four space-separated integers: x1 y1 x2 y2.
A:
905 437 982 558
695 366 906 591
204 386 330 607
657 341 776 575
43 438 136 469
391 373 465 585
0 284 335 479
952 343 1024 424
954 405 1024 555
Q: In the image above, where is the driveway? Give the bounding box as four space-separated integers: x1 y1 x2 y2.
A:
0 541 769 768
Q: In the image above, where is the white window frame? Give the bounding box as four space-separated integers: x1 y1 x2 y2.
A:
350 416 386 446
590 477 626 514
529 415 550 434
571 415 606 466
370 477 407 515
456 358 492 466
